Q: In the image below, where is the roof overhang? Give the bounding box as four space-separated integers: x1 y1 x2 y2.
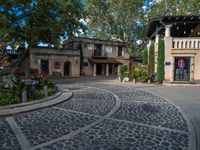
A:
89 59 123 64
146 15 200 39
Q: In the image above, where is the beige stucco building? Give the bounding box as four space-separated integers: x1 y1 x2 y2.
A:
63 37 130 76
29 47 80 77
21 38 129 77
147 15 200 83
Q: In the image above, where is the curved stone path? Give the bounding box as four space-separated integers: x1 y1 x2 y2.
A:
0 83 194 150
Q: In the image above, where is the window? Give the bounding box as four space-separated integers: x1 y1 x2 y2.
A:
106 46 112 53
94 44 102 56
118 46 123 56
88 44 93 50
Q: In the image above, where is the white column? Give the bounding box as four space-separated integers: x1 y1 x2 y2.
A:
165 25 172 37
49 59 52 76
106 64 109 76
117 65 121 76
93 64 96 76
164 25 173 81
154 35 159 73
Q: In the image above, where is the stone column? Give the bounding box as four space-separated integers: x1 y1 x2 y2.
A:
93 64 96 76
165 25 172 37
154 34 159 73
117 65 121 76
164 25 173 81
106 64 109 76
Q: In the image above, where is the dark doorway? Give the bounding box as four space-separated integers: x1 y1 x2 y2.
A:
109 64 112 75
41 60 49 74
96 64 102 75
64 61 71 76
174 57 190 81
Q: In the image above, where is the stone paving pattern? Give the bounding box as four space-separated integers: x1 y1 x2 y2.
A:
14 108 99 146
111 102 188 131
116 91 167 103
38 119 188 150
0 82 192 150
0 118 21 150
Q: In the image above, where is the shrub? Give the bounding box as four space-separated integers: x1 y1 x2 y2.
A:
134 66 148 82
11 76 26 103
35 71 53 90
157 39 165 84
120 65 129 81
28 90 44 101
0 93 16 105
48 87 56 95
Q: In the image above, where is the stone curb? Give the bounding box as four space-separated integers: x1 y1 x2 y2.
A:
0 90 72 117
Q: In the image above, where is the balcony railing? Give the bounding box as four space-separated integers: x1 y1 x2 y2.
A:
172 38 200 49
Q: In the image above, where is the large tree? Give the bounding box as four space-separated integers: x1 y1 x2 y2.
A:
85 0 144 44
0 0 86 48
147 0 200 17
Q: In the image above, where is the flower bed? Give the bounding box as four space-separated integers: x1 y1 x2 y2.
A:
0 69 57 106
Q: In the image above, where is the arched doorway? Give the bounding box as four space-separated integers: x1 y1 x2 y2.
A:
64 61 71 76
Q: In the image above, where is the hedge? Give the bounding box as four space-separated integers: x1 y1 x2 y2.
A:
149 43 155 73
142 48 148 65
157 39 165 84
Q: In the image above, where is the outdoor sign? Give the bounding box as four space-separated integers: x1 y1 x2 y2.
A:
165 62 171 66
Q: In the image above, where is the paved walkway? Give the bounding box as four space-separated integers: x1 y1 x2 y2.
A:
141 85 200 150
0 77 196 149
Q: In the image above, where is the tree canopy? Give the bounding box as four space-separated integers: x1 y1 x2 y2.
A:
0 0 199 50
147 0 200 17
0 0 86 48
85 0 144 44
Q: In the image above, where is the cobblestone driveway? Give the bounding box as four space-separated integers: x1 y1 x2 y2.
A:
0 82 193 150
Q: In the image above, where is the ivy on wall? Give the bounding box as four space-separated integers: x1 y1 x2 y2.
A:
157 39 165 84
